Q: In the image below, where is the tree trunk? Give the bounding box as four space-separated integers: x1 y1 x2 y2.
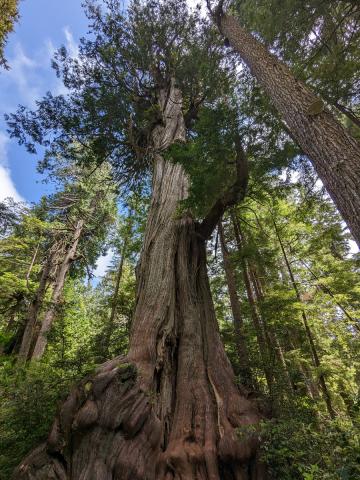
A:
26 241 40 290
101 240 127 359
272 219 336 418
219 221 254 390
14 83 265 479
301 259 360 333
231 214 274 394
247 264 295 394
31 219 85 361
218 12 360 246
332 101 360 130
17 255 53 362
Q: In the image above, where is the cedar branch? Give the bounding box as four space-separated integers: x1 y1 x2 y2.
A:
197 134 248 240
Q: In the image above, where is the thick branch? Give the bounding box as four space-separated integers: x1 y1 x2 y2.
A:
197 135 248 240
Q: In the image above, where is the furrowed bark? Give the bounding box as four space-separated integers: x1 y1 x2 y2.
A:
217 10 360 246
13 81 265 479
31 219 85 361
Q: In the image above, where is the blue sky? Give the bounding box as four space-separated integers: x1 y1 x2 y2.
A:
0 1 202 278
0 0 116 276
0 0 88 204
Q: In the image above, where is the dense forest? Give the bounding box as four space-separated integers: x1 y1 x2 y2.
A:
0 0 359 479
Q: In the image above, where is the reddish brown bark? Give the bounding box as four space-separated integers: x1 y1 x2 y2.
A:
13 83 265 479
217 10 360 247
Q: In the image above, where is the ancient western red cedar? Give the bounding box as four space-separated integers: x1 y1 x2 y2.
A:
13 82 266 480
11 1 270 476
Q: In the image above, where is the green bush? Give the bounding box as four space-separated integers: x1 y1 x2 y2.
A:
0 360 80 479
260 413 360 479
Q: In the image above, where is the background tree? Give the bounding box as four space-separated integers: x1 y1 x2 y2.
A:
0 0 19 68
208 0 360 246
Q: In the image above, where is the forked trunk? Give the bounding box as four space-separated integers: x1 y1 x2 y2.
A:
14 83 264 479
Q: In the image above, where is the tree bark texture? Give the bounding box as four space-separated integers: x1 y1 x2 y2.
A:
31 219 85 361
13 83 265 479
219 13 360 246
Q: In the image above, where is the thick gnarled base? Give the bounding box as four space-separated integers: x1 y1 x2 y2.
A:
14 359 264 480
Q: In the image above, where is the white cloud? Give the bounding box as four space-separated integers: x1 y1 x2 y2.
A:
93 249 115 277
2 43 41 107
0 132 24 202
0 165 24 202
1 27 79 109
63 27 79 60
186 0 207 15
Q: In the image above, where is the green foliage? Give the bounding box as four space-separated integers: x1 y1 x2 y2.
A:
0 361 80 478
210 176 360 477
0 0 18 68
236 0 360 123
167 103 238 217
1 0 359 477
260 415 360 479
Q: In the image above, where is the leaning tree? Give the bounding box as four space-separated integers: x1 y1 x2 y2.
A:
208 0 360 247
9 1 265 478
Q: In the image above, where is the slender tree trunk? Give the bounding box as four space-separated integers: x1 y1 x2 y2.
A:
301 260 360 333
231 214 273 394
273 219 336 418
219 221 254 390
14 82 265 480
31 219 85 361
17 255 53 362
102 239 127 358
332 101 360 129
26 241 40 290
218 12 360 246
247 265 295 394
